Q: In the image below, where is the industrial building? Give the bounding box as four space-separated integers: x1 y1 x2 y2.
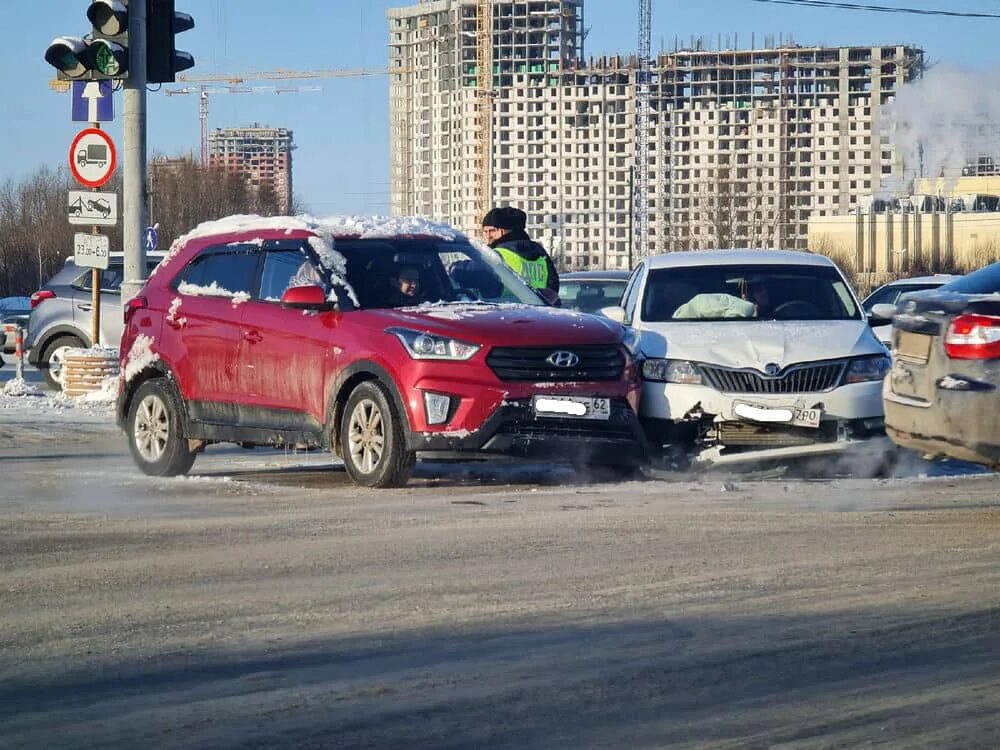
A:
388 0 923 269
207 125 295 214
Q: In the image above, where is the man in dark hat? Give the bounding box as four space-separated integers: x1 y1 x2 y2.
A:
481 206 559 295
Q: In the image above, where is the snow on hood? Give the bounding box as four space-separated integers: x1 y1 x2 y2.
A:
369 302 625 344
637 320 885 369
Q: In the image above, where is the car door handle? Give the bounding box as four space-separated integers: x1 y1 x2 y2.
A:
77 304 93 312
243 329 263 344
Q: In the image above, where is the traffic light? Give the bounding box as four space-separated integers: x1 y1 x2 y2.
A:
45 0 130 81
146 0 195 84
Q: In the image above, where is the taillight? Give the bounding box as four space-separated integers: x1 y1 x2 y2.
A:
944 314 1000 359
124 295 147 324
30 290 56 309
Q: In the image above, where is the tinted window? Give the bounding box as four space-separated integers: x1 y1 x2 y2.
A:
941 263 1000 295
641 264 859 322
862 285 899 312
73 258 163 293
176 245 259 296
259 250 318 301
560 280 628 313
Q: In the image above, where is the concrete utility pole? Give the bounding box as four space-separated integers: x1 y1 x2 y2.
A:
122 0 148 305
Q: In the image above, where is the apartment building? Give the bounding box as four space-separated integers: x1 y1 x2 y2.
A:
207 125 295 214
388 0 923 268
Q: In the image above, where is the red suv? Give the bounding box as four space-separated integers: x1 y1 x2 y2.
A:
116 216 645 487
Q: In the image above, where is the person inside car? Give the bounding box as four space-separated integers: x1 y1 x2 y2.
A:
387 265 426 307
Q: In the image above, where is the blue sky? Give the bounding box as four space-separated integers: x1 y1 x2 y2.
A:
5 0 1000 216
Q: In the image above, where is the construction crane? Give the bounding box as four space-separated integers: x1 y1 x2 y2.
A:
165 67 406 164
633 0 652 262
164 84 321 164
476 0 493 224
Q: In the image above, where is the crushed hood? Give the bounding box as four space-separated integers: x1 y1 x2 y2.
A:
637 320 885 370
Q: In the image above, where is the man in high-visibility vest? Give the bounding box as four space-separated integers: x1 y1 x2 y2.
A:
481 206 560 296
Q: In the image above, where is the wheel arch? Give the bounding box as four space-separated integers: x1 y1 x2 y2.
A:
328 360 410 456
117 360 189 434
28 325 90 366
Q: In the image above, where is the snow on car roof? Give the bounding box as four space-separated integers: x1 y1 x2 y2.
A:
168 213 464 249
645 249 836 270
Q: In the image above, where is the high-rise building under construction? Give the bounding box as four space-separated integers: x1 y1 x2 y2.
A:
388 0 923 269
207 125 295 215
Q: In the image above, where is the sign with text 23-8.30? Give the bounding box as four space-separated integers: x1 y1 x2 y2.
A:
74 233 110 270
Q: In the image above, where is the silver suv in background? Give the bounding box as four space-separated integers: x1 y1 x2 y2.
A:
27 253 163 389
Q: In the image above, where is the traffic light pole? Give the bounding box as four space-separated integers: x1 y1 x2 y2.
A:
122 0 148 305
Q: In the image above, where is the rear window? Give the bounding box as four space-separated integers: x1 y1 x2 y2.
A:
941 263 1000 295
560 280 627 313
641 264 859 322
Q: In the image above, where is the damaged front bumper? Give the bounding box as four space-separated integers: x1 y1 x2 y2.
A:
640 379 886 464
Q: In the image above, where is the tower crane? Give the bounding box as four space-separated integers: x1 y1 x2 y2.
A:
634 0 652 262
164 84 321 164
168 68 399 165
476 0 494 224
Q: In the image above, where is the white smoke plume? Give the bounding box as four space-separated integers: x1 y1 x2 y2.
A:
880 64 1000 197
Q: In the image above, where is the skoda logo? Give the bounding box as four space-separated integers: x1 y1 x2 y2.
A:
764 362 781 377
546 350 580 368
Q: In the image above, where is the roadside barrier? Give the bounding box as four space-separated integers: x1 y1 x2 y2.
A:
62 347 119 398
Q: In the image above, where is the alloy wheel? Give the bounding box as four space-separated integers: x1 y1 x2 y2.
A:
347 398 385 474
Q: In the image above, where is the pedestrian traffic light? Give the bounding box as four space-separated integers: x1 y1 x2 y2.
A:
146 0 195 84
44 0 130 81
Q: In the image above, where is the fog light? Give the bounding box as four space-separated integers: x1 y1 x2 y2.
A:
423 391 452 425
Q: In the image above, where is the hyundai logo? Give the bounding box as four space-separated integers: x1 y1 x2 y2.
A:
764 362 781 377
546 350 580 368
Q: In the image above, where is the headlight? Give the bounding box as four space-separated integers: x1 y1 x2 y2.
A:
844 354 891 383
642 358 703 385
387 327 481 361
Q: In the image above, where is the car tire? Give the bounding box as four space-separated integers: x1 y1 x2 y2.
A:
126 379 196 477
41 334 85 390
340 380 414 488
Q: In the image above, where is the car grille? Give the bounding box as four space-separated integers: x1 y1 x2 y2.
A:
717 421 839 447
699 361 846 394
486 345 625 382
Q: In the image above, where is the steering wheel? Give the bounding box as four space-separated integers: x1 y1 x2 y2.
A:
772 300 822 319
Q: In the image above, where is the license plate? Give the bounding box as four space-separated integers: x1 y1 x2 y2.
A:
533 395 611 420
791 406 822 429
734 401 821 429
896 330 932 363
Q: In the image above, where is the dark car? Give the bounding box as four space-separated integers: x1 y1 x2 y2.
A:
884 262 1000 468
116 215 645 488
559 270 630 313
26 253 164 389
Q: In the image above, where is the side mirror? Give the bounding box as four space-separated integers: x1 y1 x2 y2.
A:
599 305 626 323
281 284 334 311
868 303 896 328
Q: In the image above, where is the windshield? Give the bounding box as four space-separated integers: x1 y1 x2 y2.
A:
560 279 628 313
641 264 859 322
335 239 543 309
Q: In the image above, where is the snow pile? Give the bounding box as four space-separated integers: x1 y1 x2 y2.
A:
231 291 250 307
409 301 527 321
2 377 42 397
123 334 159 383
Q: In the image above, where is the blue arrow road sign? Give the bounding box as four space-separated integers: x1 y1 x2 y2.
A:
144 226 159 252
71 81 114 123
